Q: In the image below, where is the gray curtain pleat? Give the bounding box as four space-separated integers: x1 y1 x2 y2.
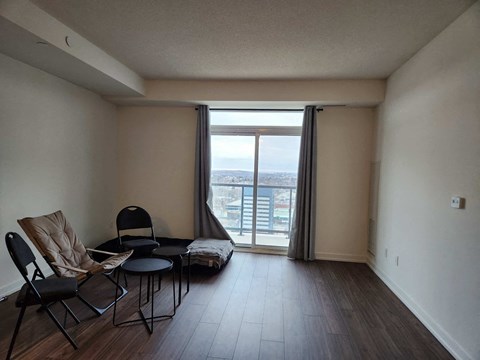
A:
288 106 317 260
194 105 232 240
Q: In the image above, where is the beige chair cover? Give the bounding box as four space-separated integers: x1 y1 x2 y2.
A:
18 210 132 280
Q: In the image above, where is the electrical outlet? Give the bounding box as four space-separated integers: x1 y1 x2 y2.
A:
395 256 399 266
451 196 465 209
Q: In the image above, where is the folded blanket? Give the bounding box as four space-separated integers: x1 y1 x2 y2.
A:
187 238 235 269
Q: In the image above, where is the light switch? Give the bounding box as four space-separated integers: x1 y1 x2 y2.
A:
451 196 465 209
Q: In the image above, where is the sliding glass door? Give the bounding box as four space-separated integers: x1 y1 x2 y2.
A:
210 135 255 246
210 111 302 248
255 135 300 247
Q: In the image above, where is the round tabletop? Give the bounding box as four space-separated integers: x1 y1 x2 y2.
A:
152 246 190 257
121 258 173 275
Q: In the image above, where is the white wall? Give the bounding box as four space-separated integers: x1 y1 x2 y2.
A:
117 106 374 261
370 2 480 359
0 0 145 96
117 107 196 239
0 53 118 296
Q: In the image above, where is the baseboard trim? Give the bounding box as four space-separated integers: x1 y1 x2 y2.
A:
234 246 287 256
315 252 366 263
0 278 24 298
367 260 472 360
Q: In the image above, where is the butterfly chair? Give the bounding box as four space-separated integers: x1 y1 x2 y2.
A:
18 210 133 316
116 206 159 257
5 232 80 360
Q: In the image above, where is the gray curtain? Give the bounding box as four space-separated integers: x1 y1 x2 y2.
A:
194 105 232 240
288 106 317 260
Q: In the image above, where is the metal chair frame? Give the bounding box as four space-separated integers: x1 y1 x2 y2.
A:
18 212 131 317
116 205 159 256
5 232 80 360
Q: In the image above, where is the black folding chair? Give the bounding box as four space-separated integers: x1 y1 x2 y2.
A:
116 206 159 257
5 232 80 360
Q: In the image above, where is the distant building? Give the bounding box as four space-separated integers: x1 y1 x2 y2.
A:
226 187 274 232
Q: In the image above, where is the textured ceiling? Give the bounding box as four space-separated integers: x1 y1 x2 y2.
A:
32 0 475 80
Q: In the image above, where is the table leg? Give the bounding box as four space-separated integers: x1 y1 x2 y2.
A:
187 252 191 293
139 275 142 308
114 261 176 334
172 271 176 316
150 274 154 333
147 275 150 303
178 255 183 306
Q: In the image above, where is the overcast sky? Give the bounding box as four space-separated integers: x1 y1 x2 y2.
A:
210 111 302 173
210 110 303 127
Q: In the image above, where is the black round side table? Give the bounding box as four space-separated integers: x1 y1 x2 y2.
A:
152 246 191 306
113 258 175 334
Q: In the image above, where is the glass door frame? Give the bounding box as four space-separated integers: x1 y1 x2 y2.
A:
211 125 301 249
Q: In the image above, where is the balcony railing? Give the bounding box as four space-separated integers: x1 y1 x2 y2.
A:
211 183 296 241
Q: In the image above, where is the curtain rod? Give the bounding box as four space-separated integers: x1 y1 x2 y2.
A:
195 107 323 112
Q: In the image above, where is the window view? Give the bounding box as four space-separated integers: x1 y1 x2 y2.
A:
210 111 302 248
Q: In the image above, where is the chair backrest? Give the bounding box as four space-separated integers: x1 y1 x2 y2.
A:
5 232 36 278
116 206 155 238
17 210 97 277
6 232 46 305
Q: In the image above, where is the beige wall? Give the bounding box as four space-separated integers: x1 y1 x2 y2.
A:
117 107 196 239
316 108 374 261
370 2 480 359
117 106 374 261
107 79 385 107
0 53 118 295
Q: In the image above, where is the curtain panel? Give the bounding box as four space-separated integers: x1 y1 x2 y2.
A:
288 106 317 260
194 105 232 240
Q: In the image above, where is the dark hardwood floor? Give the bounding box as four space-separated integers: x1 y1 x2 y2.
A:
0 252 453 359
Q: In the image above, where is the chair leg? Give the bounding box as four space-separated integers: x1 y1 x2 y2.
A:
44 306 78 350
6 306 26 360
60 300 80 324
63 305 68 328
104 273 129 303
77 274 129 316
112 268 121 326
77 294 103 317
